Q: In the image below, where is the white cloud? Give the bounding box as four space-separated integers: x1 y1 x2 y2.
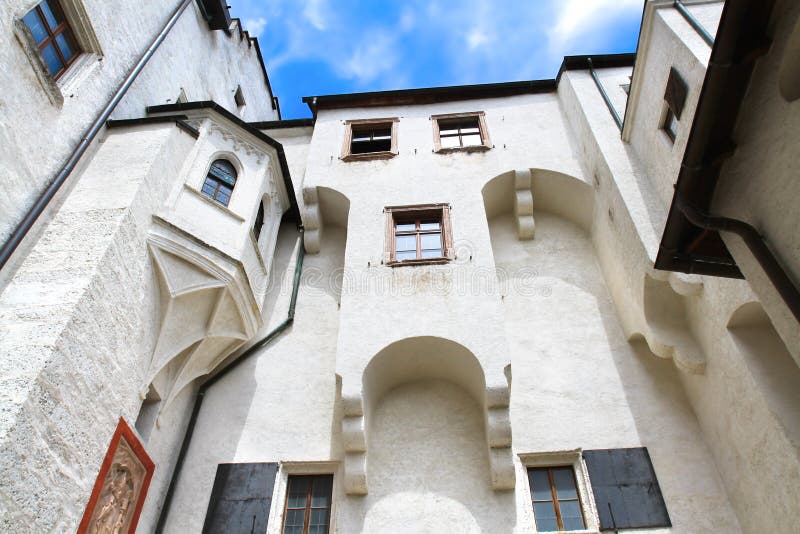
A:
303 0 328 31
467 28 490 50
548 0 641 49
339 33 399 84
244 16 267 37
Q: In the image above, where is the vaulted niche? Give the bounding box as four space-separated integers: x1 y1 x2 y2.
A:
302 186 350 302
337 336 514 532
727 302 800 448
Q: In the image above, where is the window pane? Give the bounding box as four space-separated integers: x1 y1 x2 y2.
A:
201 179 217 196
40 44 63 76
308 526 328 534
419 221 440 230
528 469 552 501
439 125 460 136
284 508 306 528
310 477 332 508
309 508 330 526
553 467 578 500
352 131 371 142
460 126 480 135
440 135 460 149
559 500 585 530
396 251 417 261
283 527 303 534
22 10 48 43
420 249 442 259
286 477 309 508
395 234 416 252
396 223 416 232
56 30 77 63
534 501 558 531
215 191 231 206
40 0 65 28
372 128 391 140
461 133 483 147
209 160 237 186
420 233 441 250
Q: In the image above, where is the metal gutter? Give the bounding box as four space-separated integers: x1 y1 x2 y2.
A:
0 0 194 273
676 197 800 322
674 0 714 46
587 57 624 131
146 100 301 222
154 226 306 534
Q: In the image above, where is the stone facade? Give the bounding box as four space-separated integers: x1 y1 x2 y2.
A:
1 1 798 533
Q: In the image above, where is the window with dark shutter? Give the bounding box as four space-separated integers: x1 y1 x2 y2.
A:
202 462 279 534
664 67 688 120
583 447 671 530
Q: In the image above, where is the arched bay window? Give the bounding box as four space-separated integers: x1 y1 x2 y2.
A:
201 159 237 207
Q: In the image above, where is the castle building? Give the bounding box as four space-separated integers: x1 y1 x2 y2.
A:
0 0 798 532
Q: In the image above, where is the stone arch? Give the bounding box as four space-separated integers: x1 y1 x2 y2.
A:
302 186 350 253
481 168 594 240
340 336 513 496
727 301 800 446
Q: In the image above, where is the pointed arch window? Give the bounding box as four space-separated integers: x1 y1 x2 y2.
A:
201 159 237 207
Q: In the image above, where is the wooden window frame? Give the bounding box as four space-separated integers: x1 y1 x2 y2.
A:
431 111 491 153
21 0 82 80
528 466 587 532
662 105 678 142
519 450 600 533
384 203 453 266
341 117 399 162
280 474 334 534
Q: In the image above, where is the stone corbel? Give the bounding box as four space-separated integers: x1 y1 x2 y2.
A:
514 168 535 240
302 187 322 254
340 390 368 494
485 369 515 490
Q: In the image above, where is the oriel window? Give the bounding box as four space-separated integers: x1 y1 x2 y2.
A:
282 474 333 534
22 0 81 79
528 466 586 532
201 159 237 207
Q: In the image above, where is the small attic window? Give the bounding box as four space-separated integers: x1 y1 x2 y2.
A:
341 118 399 161
234 85 246 108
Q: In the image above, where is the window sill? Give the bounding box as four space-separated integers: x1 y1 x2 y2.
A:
434 144 491 155
341 151 397 162
183 184 245 222
386 257 450 267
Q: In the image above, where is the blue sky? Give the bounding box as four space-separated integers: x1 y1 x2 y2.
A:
230 0 644 119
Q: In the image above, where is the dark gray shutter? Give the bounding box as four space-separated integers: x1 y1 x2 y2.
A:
583 448 671 530
202 462 279 534
664 67 688 119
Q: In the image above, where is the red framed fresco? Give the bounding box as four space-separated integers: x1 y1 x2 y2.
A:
77 417 155 533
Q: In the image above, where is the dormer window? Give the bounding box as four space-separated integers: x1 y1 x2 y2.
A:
201 160 237 207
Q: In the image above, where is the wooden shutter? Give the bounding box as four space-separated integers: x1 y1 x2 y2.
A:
202 462 279 534
664 68 688 119
583 448 671 530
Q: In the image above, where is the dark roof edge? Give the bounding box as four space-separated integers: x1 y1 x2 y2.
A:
146 101 300 222
106 115 200 138
250 118 314 130
302 53 635 114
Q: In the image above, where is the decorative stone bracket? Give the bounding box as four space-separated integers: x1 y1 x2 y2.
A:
514 168 535 240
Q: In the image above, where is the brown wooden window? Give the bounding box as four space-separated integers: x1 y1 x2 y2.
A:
341 118 398 161
282 474 333 534
528 466 586 532
662 106 678 142
661 67 687 143
21 0 81 80
201 159 238 207
432 112 491 153
385 204 453 265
